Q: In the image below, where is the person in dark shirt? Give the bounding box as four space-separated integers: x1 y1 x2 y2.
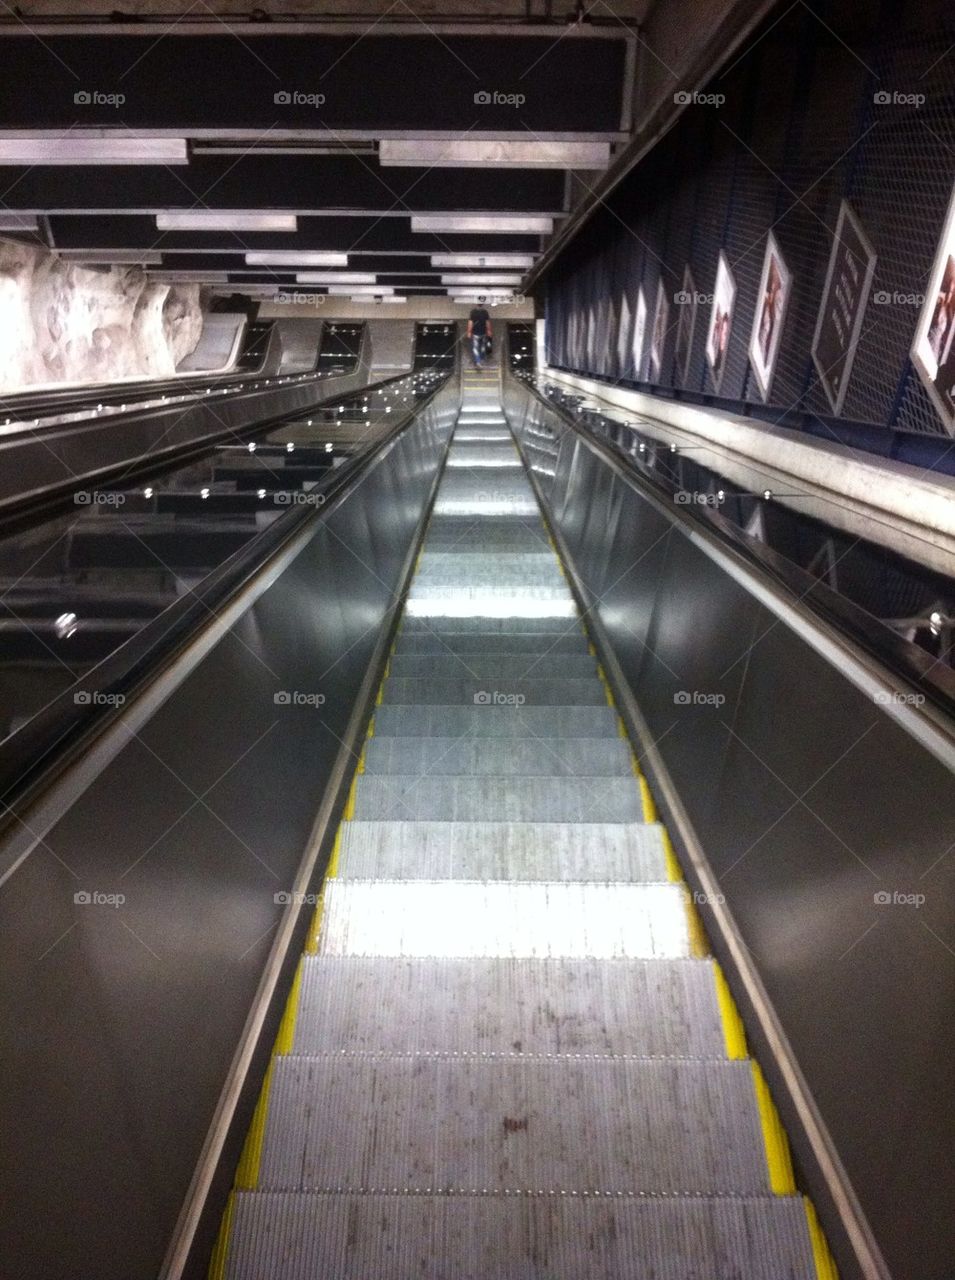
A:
467 303 492 366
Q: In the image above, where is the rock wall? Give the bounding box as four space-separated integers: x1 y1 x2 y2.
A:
0 238 204 392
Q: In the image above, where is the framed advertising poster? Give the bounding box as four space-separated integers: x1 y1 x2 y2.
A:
617 293 632 376
633 287 648 381
811 201 877 415
749 233 793 401
650 278 670 381
705 251 736 392
912 182 955 433
674 264 698 384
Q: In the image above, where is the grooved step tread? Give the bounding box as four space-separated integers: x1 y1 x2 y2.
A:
394 631 590 656
351 775 642 822
380 678 606 707
336 819 666 881
362 735 628 776
226 1192 817 1280
372 705 619 738
293 955 724 1056
318 880 691 959
256 1057 771 1195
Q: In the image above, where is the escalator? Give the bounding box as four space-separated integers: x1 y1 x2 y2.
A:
214 363 836 1278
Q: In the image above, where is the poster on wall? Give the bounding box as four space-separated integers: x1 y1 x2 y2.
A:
650 279 670 381
633 287 648 380
748 233 793 401
674 264 698 383
811 201 877 415
705 251 736 392
617 294 632 376
912 182 955 433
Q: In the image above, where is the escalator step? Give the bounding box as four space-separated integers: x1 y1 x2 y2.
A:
371 705 618 738
256 1056 771 1195
362 736 628 775
293 955 725 1056
351 775 642 821
394 631 589 655
318 880 689 958
336 820 665 880
387 654 596 679
226 1191 817 1280
380 679 604 707
400 615 581 635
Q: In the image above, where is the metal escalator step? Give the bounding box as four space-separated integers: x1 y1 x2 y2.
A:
318 880 689 958
387 654 596 679
336 820 666 881
394 630 590 656
372 705 617 737
380 678 605 707
407 582 573 606
363 735 626 775
293 955 725 1056
351 775 641 821
423 516 549 546
400 615 581 635
446 444 520 467
227 1191 817 1280
416 551 560 574
433 477 540 517
257 1056 770 1195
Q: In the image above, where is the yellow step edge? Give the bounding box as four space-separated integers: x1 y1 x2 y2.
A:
804 1196 840 1279
275 956 304 1055
638 775 658 823
751 1060 797 1195
683 891 710 958
305 893 324 954
357 743 367 775
207 1189 235 1280
712 962 748 1059
342 772 359 820
233 1059 274 1190
661 828 683 882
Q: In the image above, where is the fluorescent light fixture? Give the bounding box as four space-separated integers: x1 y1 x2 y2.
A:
432 254 536 268
441 274 523 286
412 215 553 235
151 271 230 282
382 140 610 170
0 213 39 231
351 295 406 304
447 288 522 299
156 212 298 232
326 284 394 295
60 249 163 265
245 251 348 267
0 138 188 166
295 272 377 285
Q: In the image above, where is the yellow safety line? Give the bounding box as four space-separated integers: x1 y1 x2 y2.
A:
661 828 683 882
751 1060 797 1194
804 1197 840 1279
712 962 748 1059
275 957 304 1055
207 1190 235 1280
638 774 658 823
233 1059 274 1191
683 891 710 958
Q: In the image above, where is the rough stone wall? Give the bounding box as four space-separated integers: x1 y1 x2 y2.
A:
0 238 204 391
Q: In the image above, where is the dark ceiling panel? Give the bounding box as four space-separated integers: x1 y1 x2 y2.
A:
0 33 626 132
0 155 565 213
48 214 547 254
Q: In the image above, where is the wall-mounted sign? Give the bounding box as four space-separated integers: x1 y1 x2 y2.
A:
617 293 632 377
633 286 648 380
705 251 736 392
674 264 698 384
749 232 793 401
811 201 877 415
912 182 955 433
650 278 670 381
